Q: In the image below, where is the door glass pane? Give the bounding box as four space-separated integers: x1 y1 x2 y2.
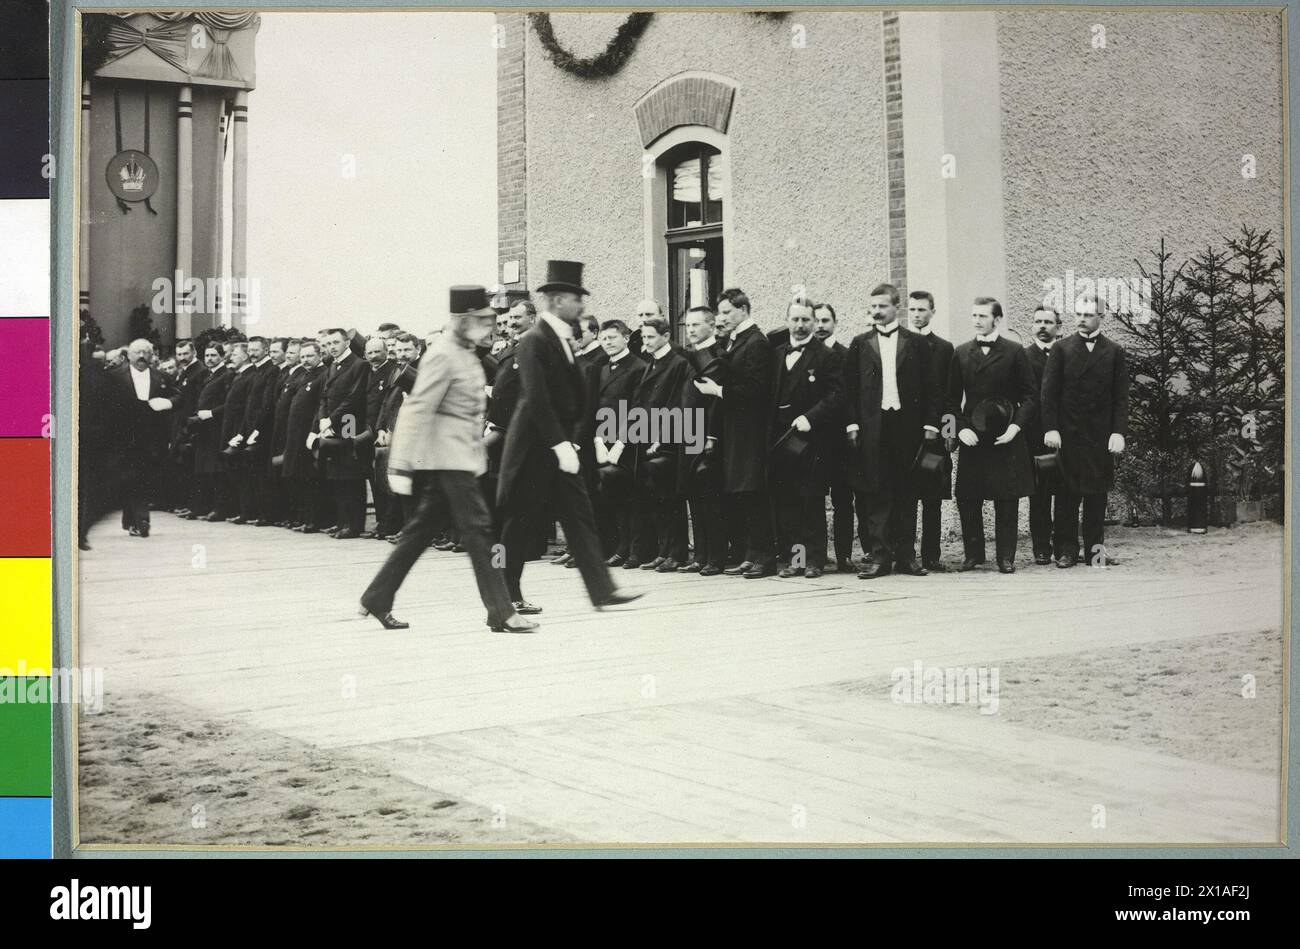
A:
669 157 704 229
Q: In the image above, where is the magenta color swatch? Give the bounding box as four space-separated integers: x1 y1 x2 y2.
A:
0 317 50 436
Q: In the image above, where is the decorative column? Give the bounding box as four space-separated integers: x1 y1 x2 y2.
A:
175 85 194 338
79 81 91 312
231 90 248 329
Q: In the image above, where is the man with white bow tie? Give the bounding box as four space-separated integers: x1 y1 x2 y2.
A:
842 283 943 578
1041 292 1129 568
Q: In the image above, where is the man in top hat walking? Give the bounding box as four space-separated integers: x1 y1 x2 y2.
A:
496 260 644 614
1041 292 1129 568
946 297 1038 573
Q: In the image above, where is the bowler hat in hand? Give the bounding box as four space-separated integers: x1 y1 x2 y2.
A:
970 397 1016 440
536 260 589 296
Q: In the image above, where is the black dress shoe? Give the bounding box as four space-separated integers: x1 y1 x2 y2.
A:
78 540 91 551
180 512 200 520
605 554 626 567
387 532 403 544
895 559 929 576
655 558 679 573
593 591 646 609
777 566 800 578
325 526 340 536
333 529 360 539
358 530 378 539
512 600 543 615
1033 553 1052 566
959 558 985 572
488 616 540 634
433 540 457 551
1055 556 1077 569
358 603 409 630
804 566 823 578
699 564 723 577
836 559 856 574
128 526 145 537
552 553 573 566
923 559 948 573
301 525 320 534
622 559 642 570
857 561 892 579
997 559 1016 574
641 557 666 571
723 560 754 576
229 516 249 525
453 543 467 552
677 562 702 573
202 512 228 522
742 562 774 579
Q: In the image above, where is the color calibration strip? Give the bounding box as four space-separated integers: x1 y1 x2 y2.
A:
0 2 53 858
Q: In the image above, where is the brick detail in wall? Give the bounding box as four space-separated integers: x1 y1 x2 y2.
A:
882 11 907 296
497 12 527 288
634 74 735 148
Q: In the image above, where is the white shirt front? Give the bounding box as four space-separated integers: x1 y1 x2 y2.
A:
540 311 575 364
820 334 839 350
130 365 151 401
1036 340 1054 352
912 323 933 337
877 321 901 411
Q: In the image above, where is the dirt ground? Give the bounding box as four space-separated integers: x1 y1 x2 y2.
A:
76 690 559 848
77 520 1285 847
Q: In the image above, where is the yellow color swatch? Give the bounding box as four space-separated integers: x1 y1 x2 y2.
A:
0 558 51 670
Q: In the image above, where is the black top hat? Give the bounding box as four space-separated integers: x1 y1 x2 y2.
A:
970 397 1016 440
449 285 496 317
537 260 589 296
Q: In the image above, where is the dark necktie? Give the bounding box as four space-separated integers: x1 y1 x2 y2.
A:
877 327 897 338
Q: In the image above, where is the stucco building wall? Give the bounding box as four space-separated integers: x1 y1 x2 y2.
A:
996 11 1284 335
514 11 890 336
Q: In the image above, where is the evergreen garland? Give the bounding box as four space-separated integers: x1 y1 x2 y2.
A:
529 11 790 81
529 12 654 80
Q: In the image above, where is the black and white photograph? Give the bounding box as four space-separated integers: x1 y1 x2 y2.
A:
72 5 1286 848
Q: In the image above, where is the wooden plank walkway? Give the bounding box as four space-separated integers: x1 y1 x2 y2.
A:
77 514 1282 845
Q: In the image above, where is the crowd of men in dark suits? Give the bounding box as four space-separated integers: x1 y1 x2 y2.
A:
87 278 1129 585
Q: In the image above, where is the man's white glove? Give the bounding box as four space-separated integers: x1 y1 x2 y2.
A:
553 441 580 474
147 397 173 412
792 415 811 433
992 423 1020 446
306 432 319 449
318 418 333 433
247 430 259 445
1108 433 1126 454
197 409 213 421
594 439 610 465
377 430 390 447
1044 430 1062 450
693 377 723 398
607 441 626 466
228 435 243 448
388 470 413 496
958 428 979 447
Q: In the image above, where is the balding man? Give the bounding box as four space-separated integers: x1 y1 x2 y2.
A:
630 299 662 359
108 338 179 537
